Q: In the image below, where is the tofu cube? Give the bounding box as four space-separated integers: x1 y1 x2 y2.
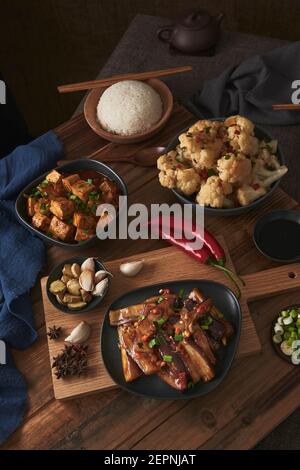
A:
49 216 75 241
73 212 96 230
27 196 37 217
62 174 80 192
50 197 74 220
34 198 51 216
32 213 51 232
70 179 95 201
46 170 62 184
75 227 95 242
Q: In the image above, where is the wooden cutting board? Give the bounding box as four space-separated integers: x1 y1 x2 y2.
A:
41 231 300 401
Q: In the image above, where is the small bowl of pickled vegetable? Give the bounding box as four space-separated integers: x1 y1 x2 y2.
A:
272 305 300 365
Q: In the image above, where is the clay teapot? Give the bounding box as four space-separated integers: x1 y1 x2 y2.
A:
157 9 224 55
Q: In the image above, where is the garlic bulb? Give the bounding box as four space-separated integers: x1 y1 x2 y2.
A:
65 321 91 344
119 260 144 277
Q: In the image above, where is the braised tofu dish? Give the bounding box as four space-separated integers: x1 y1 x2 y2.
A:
109 287 234 391
24 169 119 243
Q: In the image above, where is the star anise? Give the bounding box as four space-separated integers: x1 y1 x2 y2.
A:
52 344 88 379
47 325 62 340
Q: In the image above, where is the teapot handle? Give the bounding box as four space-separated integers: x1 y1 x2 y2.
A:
157 26 173 43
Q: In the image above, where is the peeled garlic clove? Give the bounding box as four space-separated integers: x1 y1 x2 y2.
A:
79 269 94 292
94 270 113 284
92 277 108 297
65 321 91 344
120 260 144 277
81 257 95 273
71 263 81 278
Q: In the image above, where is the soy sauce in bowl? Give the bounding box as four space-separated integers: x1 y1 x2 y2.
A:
253 210 300 263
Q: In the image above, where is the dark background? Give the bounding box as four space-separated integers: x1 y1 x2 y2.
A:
1 0 300 136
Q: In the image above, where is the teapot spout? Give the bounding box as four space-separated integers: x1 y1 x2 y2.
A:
216 12 225 24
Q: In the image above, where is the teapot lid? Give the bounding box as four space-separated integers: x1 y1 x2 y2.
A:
180 10 212 31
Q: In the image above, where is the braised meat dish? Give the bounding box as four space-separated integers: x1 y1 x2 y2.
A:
24 169 119 243
109 287 234 391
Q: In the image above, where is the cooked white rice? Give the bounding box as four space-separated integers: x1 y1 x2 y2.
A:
97 80 163 136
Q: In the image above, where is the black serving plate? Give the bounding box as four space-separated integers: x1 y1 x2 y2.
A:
101 279 241 399
47 256 109 314
15 159 128 248
168 120 286 216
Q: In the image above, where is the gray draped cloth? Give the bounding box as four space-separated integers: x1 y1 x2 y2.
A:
186 41 300 125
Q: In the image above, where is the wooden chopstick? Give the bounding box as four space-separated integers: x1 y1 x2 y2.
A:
57 66 193 93
272 104 300 110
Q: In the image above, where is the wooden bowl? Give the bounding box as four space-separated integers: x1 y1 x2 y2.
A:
84 78 173 144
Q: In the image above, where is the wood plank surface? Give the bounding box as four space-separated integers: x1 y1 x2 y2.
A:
42 240 260 400
2 104 300 450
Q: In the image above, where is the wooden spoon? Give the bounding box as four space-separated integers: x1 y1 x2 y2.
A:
88 146 166 167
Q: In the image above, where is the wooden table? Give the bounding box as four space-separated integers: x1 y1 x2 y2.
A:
2 105 300 450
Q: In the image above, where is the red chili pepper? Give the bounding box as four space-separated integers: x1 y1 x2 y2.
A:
148 215 244 297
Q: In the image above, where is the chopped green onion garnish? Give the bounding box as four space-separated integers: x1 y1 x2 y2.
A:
178 288 184 298
69 194 77 200
157 296 165 304
207 169 216 177
187 381 194 390
156 317 167 327
162 354 173 362
140 314 146 321
86 178 93 184
174 333 183 342
148 337 160 348
224 154 231 160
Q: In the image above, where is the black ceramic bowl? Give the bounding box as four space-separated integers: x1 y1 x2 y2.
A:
101 279 241 400
47 256 109 314
168 120 286 216
253 210 300 263
15 159 128 248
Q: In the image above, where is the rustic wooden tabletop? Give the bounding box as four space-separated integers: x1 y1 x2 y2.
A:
2 105 300 450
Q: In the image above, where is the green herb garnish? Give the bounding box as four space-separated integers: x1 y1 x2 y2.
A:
200 316 213 330
178 288 184 299
187 381 194 390
148 337 160 348
224 154 231 160
86 178 93 185
157 296 165 304
69 194 77 200
155 317 167 327
174 333 183 342
204 126 211 134
207 169 216 177
162 354 173 362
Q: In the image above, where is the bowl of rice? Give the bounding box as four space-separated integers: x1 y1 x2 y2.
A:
84 79 173 144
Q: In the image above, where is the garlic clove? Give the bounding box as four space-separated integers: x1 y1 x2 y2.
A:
94 270 113 284
81 257 95 273
92 277 109 297
65 321 91 344
119 260 144 277
79 269 94 292
71 263 81 278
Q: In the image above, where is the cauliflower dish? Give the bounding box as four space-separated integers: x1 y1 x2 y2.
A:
157 116 288 209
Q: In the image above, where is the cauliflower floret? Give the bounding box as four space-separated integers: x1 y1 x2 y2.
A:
236 184 267 206
253 159 288 188
157 150 179 172
229 132 259 156
217 153 252 184
158 169 177 188
196 176 233 208
224 115 255 135
176 168 201 196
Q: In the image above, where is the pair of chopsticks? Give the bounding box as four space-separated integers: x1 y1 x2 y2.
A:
57 66 192 93
272 104 300 110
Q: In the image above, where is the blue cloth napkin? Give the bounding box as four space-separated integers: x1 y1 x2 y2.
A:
186 41 300 125
0 131 63 445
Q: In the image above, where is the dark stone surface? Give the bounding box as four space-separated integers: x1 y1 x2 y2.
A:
76 15 300 448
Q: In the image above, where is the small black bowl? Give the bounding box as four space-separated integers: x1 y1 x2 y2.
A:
15 159 128 248
253 210 300 263
167 120 286 216
47 256 109 314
